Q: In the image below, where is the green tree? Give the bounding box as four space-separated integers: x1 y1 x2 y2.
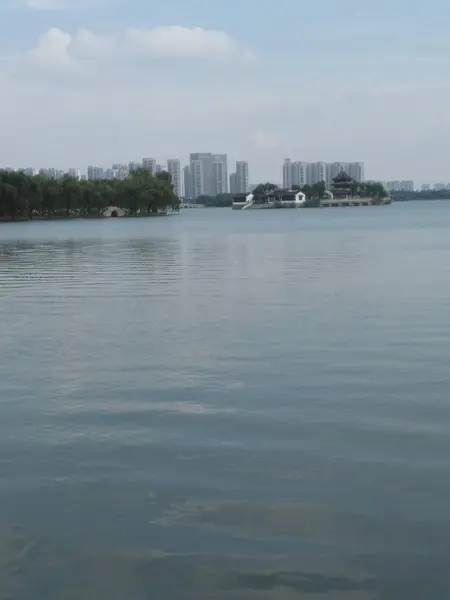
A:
252 182 278 195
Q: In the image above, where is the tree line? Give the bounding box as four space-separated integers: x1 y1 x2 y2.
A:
0 168 180 221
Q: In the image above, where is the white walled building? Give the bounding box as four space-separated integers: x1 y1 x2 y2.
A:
235 161 249 194
167 159 182 197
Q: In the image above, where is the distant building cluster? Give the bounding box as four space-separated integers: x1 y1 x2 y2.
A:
385 180 415 192
282 160 365 188
384 181 450 192
15 157 450 200
422 182 450 191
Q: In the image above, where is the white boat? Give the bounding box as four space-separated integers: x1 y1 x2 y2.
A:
232 190 306 210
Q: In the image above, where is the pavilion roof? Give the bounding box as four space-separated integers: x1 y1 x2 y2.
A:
332 170 355 184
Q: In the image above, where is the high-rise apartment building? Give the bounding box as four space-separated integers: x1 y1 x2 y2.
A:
282 159 292 189
129 161 141 173
167 159 182 197
213 154 228 195
142 158 156 173
308 162 327 185
188 153 228 198
68 168 81 180
284 159 310 187
283 160 365 187
189 153 212 197
347 162 364 183
229 173 238 195
87 166 105 180
235 161 249 194
191 158 205 198
386 180 414 192
20 168 35 176
183 165 193 199
291 162 308 186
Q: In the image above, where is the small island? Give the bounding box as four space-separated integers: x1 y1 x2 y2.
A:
0 168 180 222
232 171 390 210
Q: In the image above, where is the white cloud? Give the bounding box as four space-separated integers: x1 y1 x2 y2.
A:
30 27 72 68
125 26 237 58
23 0 108 9
26 0 71 8
27 25 244 70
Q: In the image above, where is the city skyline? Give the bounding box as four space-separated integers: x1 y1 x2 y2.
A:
1 2 449 184
6 159 450 196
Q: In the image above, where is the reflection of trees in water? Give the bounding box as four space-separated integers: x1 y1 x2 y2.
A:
0 237 184 289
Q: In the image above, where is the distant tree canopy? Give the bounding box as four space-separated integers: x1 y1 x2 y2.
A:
0 168 180 221
252 182 278 195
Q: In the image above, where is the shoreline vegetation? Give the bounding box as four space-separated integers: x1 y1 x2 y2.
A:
0 168 180 222
191 180 388 208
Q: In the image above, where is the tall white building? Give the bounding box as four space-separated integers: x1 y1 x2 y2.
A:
235 161 249 194
213 154 228 195
188 153 228 198
167 159 182 197
68 168 82 180
142 158 156 173
308 162 327 185
229 173 238 195
87 166 105 180
183 165 193 199
291 162 308 186
191 158 205 198
190 153 212 197
386 180 414 192
347 162 364 183
129 161 141 173
21 168 35 176
282 158 292 189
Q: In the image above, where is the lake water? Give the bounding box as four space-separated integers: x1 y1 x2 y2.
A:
1 203 450 599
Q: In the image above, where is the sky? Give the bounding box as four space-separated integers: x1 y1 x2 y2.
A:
0 0 450 184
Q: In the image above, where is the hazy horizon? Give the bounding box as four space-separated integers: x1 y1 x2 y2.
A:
0 0 449 184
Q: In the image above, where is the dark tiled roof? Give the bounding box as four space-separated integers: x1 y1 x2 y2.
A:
332 170 354 184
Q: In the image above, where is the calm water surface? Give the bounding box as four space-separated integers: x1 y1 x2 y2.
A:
1 203 450 599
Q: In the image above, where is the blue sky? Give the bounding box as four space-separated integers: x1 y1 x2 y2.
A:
1 0 450 184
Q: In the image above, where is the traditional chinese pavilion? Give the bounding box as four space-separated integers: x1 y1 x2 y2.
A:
330 170 356 199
